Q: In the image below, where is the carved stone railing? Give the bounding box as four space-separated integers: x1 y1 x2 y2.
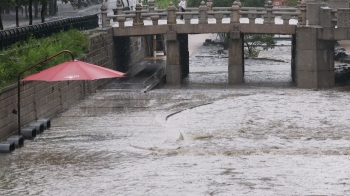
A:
100 0 304 28
273 7 299 25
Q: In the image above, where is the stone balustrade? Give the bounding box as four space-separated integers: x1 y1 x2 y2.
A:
101 0 303 28
101 1 350 29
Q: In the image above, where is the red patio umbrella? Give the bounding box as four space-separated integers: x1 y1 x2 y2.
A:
22 60 125 81
16 50 125 136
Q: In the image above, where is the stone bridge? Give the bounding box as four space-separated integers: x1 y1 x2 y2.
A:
101 0 350 89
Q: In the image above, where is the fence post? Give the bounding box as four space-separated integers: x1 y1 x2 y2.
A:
100 2 109 27
199 1 208 24
206 0 213 11
116 0 123 15
263 0 274 24
134 3 144 26
231 0 241 23
148 0 155 12
206 0 213 18
167 2 177 24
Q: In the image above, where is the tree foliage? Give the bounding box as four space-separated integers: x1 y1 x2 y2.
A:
284 0 298 7
186 0 201 7
0 29 87 89
155 0 179 9
244 34 275 57
240 0 265 7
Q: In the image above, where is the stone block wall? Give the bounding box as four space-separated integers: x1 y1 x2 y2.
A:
114 36 148 77
0 27 146 140
0 79 85 140
295 26 335 88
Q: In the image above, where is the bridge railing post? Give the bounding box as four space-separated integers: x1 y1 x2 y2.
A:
231 0 241 23
298 0 307 25
214 13 224 24
206 0 213 18
281 14 291 25
116 0 123 15
117 16 126 27
133 3 144 26
184 14 192 24
151 15 159 25
167 2 177 24
206 0 213 11
199 1 208 24
148 0 155 13
100 2 110 28
248 11 256 24
263 0 274 24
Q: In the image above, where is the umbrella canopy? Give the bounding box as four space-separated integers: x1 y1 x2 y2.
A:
22 60 125 81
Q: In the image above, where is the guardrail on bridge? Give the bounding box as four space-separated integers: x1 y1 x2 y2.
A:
101 0 305 27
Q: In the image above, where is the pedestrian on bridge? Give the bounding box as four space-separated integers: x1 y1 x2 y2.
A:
178 0 186 20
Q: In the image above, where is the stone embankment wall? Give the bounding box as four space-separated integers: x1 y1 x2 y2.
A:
0 28 147 140
114 36 149 77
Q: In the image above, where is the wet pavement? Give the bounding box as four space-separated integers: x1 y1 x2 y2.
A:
1 34 350 195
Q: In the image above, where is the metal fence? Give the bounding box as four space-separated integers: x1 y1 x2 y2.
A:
0 14 99 50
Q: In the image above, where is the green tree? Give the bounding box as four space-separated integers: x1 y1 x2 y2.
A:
241 0 265 7
212 0 233 7
155 0 179 9
244 34 275 57
196 0 275 57
186 0 201 7
284 0 298 7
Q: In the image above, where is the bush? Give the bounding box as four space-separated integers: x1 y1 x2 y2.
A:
0 29 88 89
244 34 276 57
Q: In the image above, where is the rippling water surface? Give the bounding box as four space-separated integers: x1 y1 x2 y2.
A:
1 36 350 195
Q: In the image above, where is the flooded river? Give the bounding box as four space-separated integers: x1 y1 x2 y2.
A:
1 35 350 195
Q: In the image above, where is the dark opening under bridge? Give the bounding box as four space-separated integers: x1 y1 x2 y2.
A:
101 0 350 89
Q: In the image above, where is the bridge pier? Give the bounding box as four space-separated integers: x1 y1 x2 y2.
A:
296 27 335 88
228 32 244 84
166 32 182 85
165 33 189 85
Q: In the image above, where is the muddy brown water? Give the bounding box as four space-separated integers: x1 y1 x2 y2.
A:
1 38 350 195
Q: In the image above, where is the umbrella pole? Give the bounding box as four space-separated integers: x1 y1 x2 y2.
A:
17 50 75 135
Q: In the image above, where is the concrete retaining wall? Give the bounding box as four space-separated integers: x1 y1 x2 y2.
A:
0 27 147 140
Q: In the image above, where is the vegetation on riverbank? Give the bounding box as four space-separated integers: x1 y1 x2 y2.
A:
0 29 88 89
